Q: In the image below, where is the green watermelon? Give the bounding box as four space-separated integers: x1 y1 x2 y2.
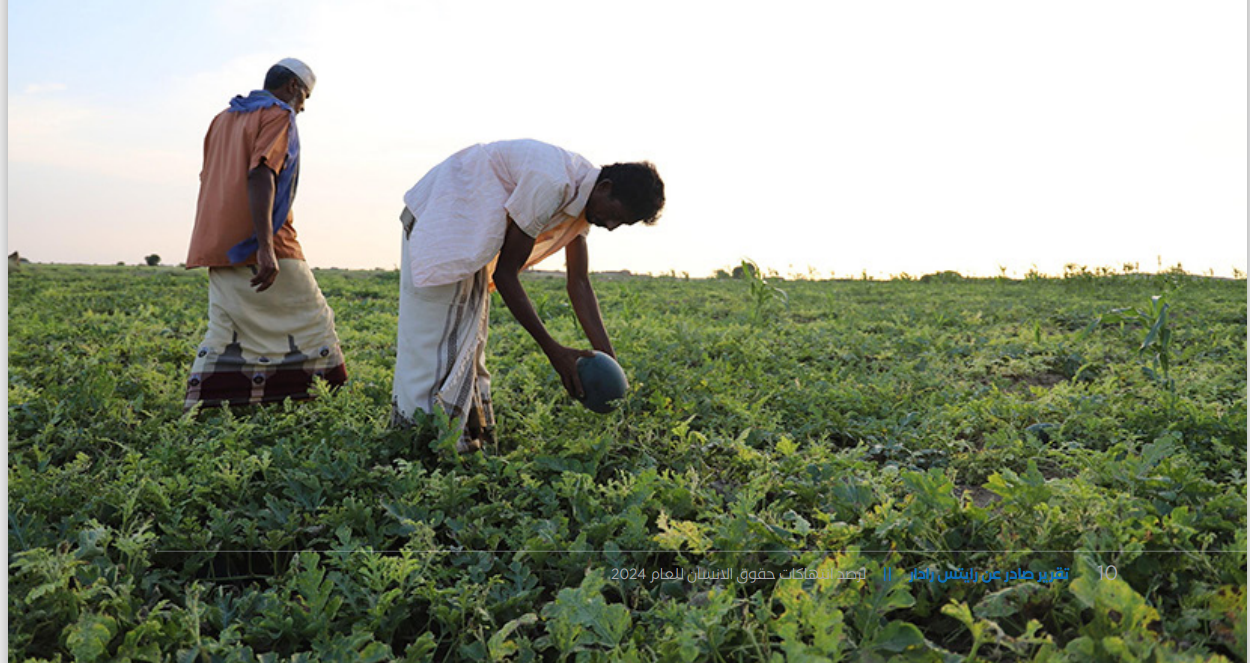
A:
577 351 628 414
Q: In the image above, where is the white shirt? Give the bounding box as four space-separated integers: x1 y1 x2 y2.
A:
402 139 599 287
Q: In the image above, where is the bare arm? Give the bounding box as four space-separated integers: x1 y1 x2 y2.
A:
564 234 615 358
246 164 279 291
492 217 593 398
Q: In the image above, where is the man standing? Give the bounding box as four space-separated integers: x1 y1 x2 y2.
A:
184 58 347 410
392 139 664 453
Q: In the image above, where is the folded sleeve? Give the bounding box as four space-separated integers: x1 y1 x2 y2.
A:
250 108 290 173
504 169 571 238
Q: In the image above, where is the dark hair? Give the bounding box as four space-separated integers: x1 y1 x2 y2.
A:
264 65 300 92
597 161 665 225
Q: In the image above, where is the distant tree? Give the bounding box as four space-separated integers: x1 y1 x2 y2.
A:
732 262 758 280
145 254 161 267
920 270 964 284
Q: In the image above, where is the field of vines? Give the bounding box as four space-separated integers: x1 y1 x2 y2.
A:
7 263 1247 662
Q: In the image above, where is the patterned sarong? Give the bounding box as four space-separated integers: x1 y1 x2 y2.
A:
391 228 494 438
185 259 347 410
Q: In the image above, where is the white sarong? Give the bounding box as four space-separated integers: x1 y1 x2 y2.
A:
391 229 494 436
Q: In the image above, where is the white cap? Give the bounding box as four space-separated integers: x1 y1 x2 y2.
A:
275 58 316 93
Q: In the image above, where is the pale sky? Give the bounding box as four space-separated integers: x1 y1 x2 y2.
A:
6 0 1247 278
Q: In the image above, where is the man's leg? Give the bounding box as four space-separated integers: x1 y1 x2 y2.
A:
392 231 492 453
466 318 495 448
393 229 459 424
186 269 253 410
187 261 347 411
227 260 347 402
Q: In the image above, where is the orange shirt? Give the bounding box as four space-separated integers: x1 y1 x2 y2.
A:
483 213 590 293
186 105 305 268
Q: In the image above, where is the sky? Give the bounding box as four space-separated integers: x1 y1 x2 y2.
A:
6 0 1247 278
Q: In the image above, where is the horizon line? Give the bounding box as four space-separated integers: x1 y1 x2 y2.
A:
10 259 1247 282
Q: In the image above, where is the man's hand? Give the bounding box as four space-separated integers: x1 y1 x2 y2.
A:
493 218 599 400
246 164 278 291
546 344 595 400
251 248 280 291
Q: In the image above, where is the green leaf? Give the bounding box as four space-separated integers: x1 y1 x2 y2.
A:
66 613 118 662
1064 636 1097 657
489 613 538 661
941 601 975 630
1098 308 1134 325
900 467 958 512
541 569 632 654
867 620 925 653
1078 316 1101 340
653 511 712 554
975 583 1043 620
1069 557 1163 639
403 633 438 662
1140 303 1169 351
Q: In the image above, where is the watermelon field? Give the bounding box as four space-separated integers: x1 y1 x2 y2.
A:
7 263 1247 661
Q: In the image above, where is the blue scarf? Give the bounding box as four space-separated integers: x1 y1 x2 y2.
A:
225 90 300 264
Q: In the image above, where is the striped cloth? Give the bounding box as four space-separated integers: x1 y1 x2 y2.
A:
185 259 347 410
391 227 494 439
